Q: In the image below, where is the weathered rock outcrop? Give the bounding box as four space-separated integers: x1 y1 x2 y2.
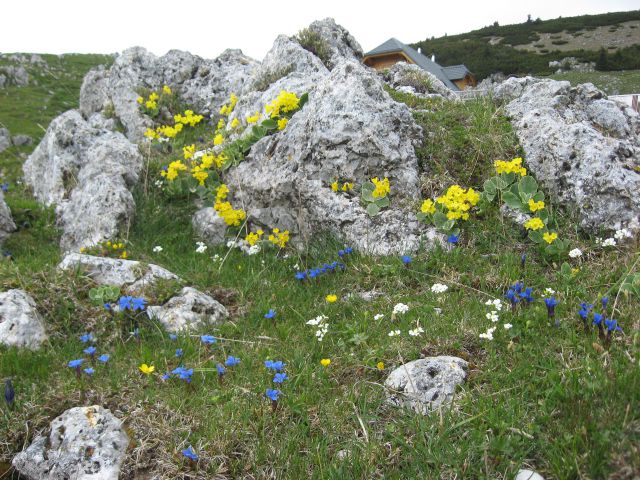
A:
147 286 228 332
382 62 456 99
12 405 129 480
59 253 179 295
227 59 433 254
23 110 142 250
0 190 16 244
303 18 363 69
0 289 48 349
192 207 227 245
0 127 10 152
385 356 468 415
0 65 29 87
502 78 640 233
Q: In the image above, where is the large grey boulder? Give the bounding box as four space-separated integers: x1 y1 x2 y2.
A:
227 59 432 254
302 18 363 69
147 286 228 332
0 127 10 152
12 405 129 480
0 190 16 244
11 134 32 146
504 80 640 233
0 65 29 87
59 253 179 295
0 289 48 349
385 356 468 415
23 110 142 250
382 62 456 99
192 207 228 245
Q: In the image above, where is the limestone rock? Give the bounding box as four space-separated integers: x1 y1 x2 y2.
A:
0 190 16 244
11 134 33 146
0 127 10 152
0 289 48 349
382 62 456 99
192 207 228 246
492 76 543 102
515 470 545 480
227 59 434 254
23 110 142 250
59 253 179 295
384 356 468 415
302 18 363 69
0 65 29 87
147 287 228 332
12 405 129 480
504 79 640 233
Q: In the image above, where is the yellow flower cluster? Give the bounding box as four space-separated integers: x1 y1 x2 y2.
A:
494 157 527 176
528 199 545 213
183 144 196 160
137 85 172 111
371 177 390 198
277 118 289 130
245 229 264 246
524 217 545 230
331 181 354 192
246 111 261 124
219 93 238 116
230 118 240 129
161 160 188 181
189 152 226 185
543 231 558 244
174 110 203 127
268 228 290 248
163 85 172 95
265 91 300 119
420 199 436 214
436 185 480 220
214 184 246 226
80 240 128 259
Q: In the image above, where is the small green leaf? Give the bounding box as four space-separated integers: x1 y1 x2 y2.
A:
502 191 524 210
533 191 545 202
366 203 380 216
560 262 572 276
375 196 390 208
528 230 544 244
298 92 309 109
519 175 538 197
261 119 278 130
483 177 497 194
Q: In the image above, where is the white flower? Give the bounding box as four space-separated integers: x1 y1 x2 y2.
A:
388 330 401 337
544 288 556 296
486 311 499 323
154 179 163 188
485 299 502 311
479 326 496 340
602 238 617 247
408 326 424 337
614 228 632 241
568 248 582 258
293 263 299 270
431 283 448 294
373 313 385 321
433 307 442 315
211 254 221 262
306 315 328 326
247 245 261 255
195 242 207 253
152 245 163 253
226 240 239 248
503 323 513 330
392 303 409 315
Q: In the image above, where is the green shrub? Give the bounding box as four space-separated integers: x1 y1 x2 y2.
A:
253 65 294 92
294 28 331 67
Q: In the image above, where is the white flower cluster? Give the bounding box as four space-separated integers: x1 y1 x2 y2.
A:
408 326 424 337
595 237 617 247
306 315 329 342
479 326 496 340
431 283 449 294
614 228 633 241
484 299 503 311
544 288 556 296
373 313 385 321
480 298 509 340
388 329 401 337
226 239 261 255
486 311 499 323
392 303 409 315
568 248 582 258
152 245 163 253
195 241 207 253
211 254 221 263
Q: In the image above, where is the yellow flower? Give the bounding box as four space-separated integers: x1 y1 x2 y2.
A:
148 92 159 101
268 228 290 248
139 364 155 375
246 111 261 124
277 118 289 130
376 362 385 371
213 133 224 146
162 85 172 95
216 119 225 131
371 177 390 198
230 117 240 129
145 99 157 110
143 128 158 140
136 96 144 104
265 90 300 118
325 294 338 303
183 144 196 160
245 230 264 246
524 217 545 231
543 231 558 244
528 198 545 213
421 199 436 214
571 267 580 275
320 358 331 367
162 160 188 181
341 182 353 191
494 157 527 176
331 181 338 192
120 251 128 259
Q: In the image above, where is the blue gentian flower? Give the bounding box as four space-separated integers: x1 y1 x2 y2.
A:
169 334 177 341
216 364 226 376
97 354 110 363
132 297 146 311
264 309 276 319
295 271 307 280
225 356 240 367
172 366 193 382
4 379 14 406
580 302 594 312
273 372 288 383
308 268 320 278
592 313 603 326
605 318 621 332
84 368 95 376
0 183 8 193
447 234 459 244
83 346 97 356
182 445 198 461
161 372 171 381
578 309 589 320
68 359 84 369
80 333 94 343
266 388 280 401
601 297 609 309
505 289 519 305
201 335 217 345
264 360 285 371
118 296 132 310
104 303 112 310
338 249 345 257
175 348 183 358
520 287 534 303
401 255 412 265
344 247 353 254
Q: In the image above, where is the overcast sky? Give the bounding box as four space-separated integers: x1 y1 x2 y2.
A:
2 0 638 60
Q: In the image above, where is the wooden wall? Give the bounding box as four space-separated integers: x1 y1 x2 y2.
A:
363 53 413 71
